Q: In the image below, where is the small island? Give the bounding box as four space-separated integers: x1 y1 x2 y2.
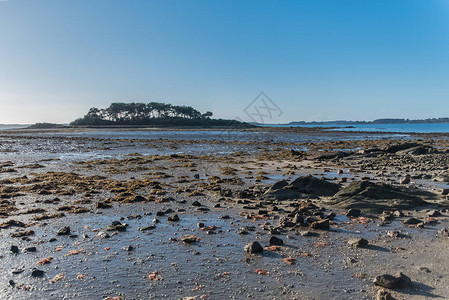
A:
71 102 253 128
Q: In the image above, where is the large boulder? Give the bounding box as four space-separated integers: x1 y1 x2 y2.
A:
396 145 436 156
263 188 302 201
309 151 352 160
287 175 340 197
328 181 427 213
382 143 420 153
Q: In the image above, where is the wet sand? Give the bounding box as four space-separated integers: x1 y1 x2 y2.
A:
1 127 449 300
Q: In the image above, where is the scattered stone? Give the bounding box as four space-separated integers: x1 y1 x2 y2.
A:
107 221 127 232
168 214 180 222
310 219 330 230
269 236 284 246
10 245 19 254
56 226 70 236
12 268 24 275
97 231 110 239
403 217 422 225
24 246 37 252
399 175 411 185
139 225 156 231
298 230 311 237
31 268 45 278
11 230 34 238
181 235 200 244
380 211 394 222
386 230 402 238
377 289 396 300
346 208 361 217
427 210 442 217
192 201 202 207
373 272 412 289
0 219 26 229
122 245 134 251
244 242 263 254
292 213 303 224
348 237 369 248
96 201 112 209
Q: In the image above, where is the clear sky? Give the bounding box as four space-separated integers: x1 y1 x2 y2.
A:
1 0 449 124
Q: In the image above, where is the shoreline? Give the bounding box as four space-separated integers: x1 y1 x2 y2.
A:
0 129 449 299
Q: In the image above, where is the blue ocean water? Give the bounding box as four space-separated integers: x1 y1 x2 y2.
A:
272 123 449 133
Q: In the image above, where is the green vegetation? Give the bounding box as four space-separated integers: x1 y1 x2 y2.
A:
71 102 252 128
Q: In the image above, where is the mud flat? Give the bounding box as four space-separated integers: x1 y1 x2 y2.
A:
1 128 449 299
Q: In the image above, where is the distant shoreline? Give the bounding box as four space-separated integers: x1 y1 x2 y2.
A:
260 117 449 126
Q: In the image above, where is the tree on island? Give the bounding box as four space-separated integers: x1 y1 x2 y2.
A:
71 102 249 128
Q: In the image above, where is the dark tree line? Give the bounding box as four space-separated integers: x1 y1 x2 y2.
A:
71 102 214 126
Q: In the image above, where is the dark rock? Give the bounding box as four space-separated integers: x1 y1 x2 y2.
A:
399 175 411 185
310 219 330 230
269 236 284 246
374 272 412 289
156 211 165 216
31 268 45 278
0 219 26 229
292 213 303 224
380 211 395 222
56 226 70 236
10 245 19 254
348 237 369 248
11 230 34 238
287 175 340 196
192 201 202 207
396 145 435 156
377 289 396 300
271 180 290 190
438 227 449 237
263 188 302 201
311 151 351 160
12 268 24 274
138 225 156 231
122 245 134 251
329 181 427 213
346 208 361 217
383 142 420 154
96 201 112 209
403 217 422 225
168 214 180 222
427 210 442 217
244 241 263 254
24 246 36 253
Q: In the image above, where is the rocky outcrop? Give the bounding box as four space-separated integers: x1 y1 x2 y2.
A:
286 175 340 196
328 181 427 213
263 176 340 201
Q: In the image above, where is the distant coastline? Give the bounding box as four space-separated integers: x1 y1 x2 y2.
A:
279 118 449 126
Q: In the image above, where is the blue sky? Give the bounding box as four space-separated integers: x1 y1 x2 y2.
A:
1 0 449 123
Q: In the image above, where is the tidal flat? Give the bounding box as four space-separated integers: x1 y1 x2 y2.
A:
1 127 449 300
